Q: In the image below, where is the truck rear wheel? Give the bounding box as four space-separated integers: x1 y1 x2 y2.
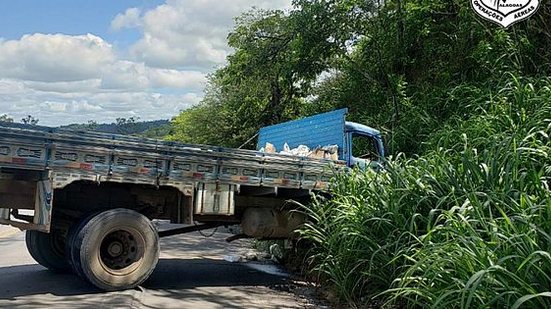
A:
26 229 70 272
69 209 159 291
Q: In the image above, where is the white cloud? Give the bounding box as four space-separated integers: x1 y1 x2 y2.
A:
100 61 206 90
24 80 103 93
0 33 207 92
111 8 142 30
125 0 292 69
0 33 115 82
44 101 68 112
147 69 205 89
43 100 103 113
0 78 201 125
0 0 292 126
100 61 150 90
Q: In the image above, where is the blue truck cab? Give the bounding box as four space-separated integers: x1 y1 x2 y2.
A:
257 108 385 168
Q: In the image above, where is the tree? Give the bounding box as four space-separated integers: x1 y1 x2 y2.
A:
115 117 140 135
169 75 262 147
171 0 551 154
225 10 302 125
86 120 98 131
21 115 39 125
171 8 345 147
0 114 13 123
293 0 551 154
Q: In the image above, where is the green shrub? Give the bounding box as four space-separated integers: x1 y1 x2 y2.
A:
298 77 551 308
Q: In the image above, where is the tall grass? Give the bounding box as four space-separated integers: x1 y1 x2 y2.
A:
298 77 551 308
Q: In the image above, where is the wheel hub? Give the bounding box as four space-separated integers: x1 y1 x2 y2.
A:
100 230 139 270
107 242 123 257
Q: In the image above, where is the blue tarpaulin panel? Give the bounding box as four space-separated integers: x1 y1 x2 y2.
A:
257 109 348 160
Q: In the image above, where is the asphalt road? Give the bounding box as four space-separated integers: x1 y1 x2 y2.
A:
0 226 322 309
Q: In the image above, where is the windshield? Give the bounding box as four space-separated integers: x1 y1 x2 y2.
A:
352 134 380 161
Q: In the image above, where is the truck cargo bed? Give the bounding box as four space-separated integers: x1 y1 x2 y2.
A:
0 123 342 191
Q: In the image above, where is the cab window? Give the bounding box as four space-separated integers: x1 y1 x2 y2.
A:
352 134 379 161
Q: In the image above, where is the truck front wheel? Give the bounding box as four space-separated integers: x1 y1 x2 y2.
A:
68 209 159 291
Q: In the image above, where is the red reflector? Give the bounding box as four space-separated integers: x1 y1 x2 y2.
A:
80 163 93 170
12 158 26 164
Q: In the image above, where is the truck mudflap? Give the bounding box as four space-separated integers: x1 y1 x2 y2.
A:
0 179 53 232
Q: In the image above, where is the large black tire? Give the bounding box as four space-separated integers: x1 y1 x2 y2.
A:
68 209 159 291
26 229 70 272
66 211 100 279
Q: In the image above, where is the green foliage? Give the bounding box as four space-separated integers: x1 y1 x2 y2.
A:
0 114 13 123
140 123 172 139
299 77 551 307
165 2 551 307
61 119 169 136
307 0 551 154
115 117 139 135
168 5 362 147
170 1 551 155
21 115 39 125
168 75 262 147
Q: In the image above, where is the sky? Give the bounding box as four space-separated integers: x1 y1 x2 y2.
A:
0 0 291 126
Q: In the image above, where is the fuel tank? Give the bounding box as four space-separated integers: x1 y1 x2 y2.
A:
240 208 305 239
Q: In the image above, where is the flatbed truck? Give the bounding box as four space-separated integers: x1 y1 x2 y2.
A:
0 109 384 290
